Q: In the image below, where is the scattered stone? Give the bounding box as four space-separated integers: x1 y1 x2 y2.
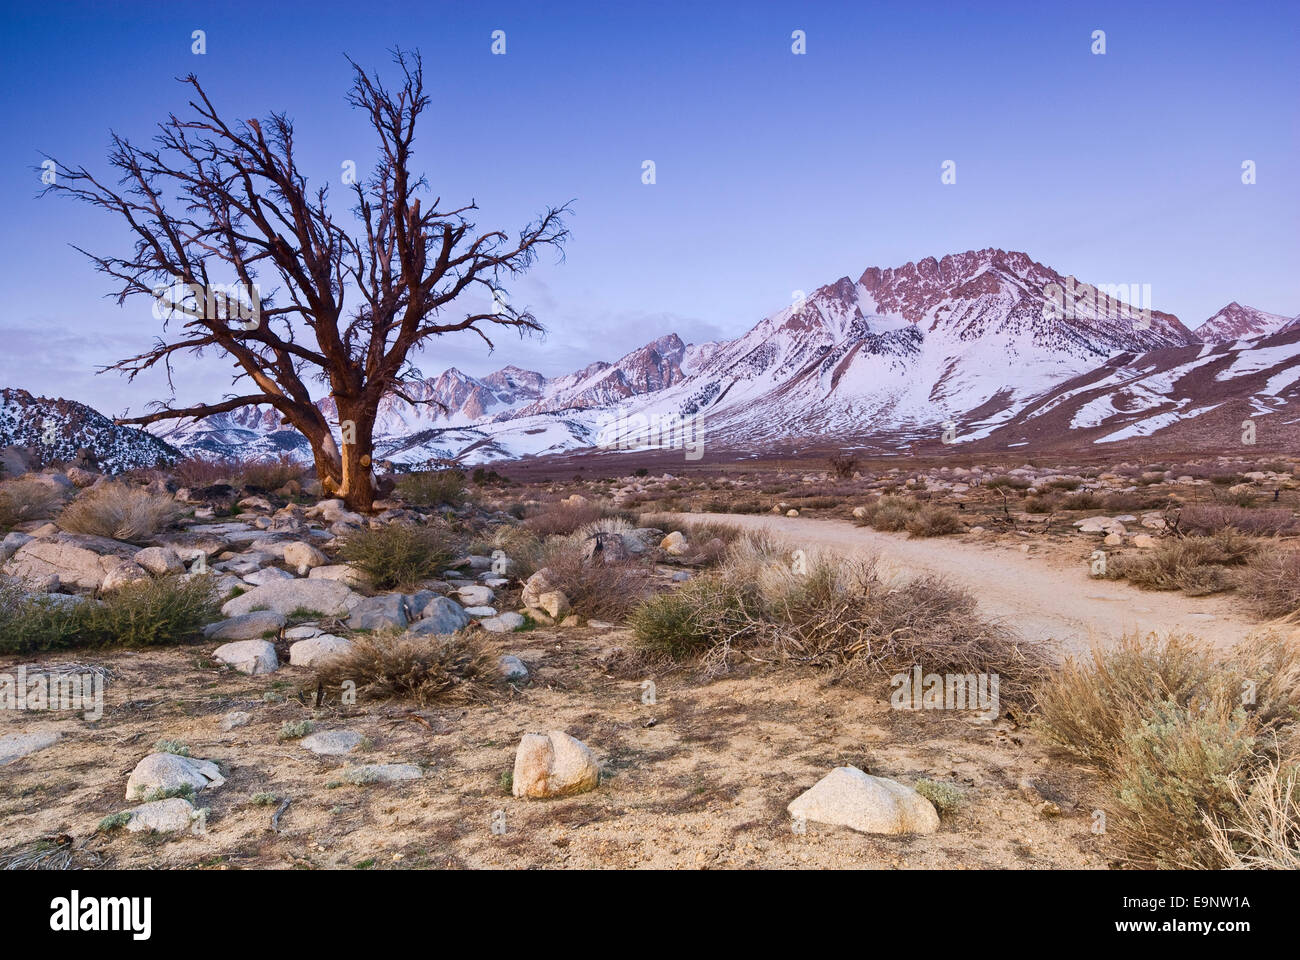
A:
133 546 185 576
300 729 364 756
786 509 800 518
307 564 369 588
786 767 940 835
456 584 495 607
1133 534 1157 549
283 541 328 573
482 612 526 633
218 711 251 731
342 763 421 784
243 566 295 587
0 730 60 766
221 578 358 618
660 530 689 555
407 597 470 635
203 610 286 641
125 753 225 800
521 569 554 608
498 655 529 681
288 634 353 668
347 593 408 631
123 798 197 833
512 730 600 799
537 590 570 619
284 625 323 640
214 639 279 675
0 531 33 563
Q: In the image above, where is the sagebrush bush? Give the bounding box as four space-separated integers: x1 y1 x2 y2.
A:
395 470 466 507
630 536 1046 708
239 453 307 491
1105 531 1257 595
1179 503 1296 537
58 483 181 542
535 539 652 621
0 575 220 653
337 522 454 591
905 504 963 537
854 495 916 532
523 500 630 537
1036 631 1300 868
1236 548 1300 619
0 478 63 530
1206 760 1300 869
313 631 495 705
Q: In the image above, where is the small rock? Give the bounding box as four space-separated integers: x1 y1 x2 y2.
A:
786 767 939 835
0 730 60 766
660 531 689 556
537 590 570 619
125 753 225 800
347 593 408 631
133 546 185 576
498 654 529 681
288 634 353 668
300 729 364 756
512 730 600 799
218 711 251 731
203 610 286 640
407 597 470 635
123 798 197 833
214 639 279 675
342 763 422 784
482 612 526 633
283 541 328 573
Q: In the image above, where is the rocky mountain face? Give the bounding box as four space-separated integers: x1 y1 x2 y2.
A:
0 388 180 473
1193 302 1296 343
11 249 1298 467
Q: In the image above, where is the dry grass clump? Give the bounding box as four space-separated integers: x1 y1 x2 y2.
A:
1104 531 1257 596
522 500 629 537
533 538 653 621
312 631 496 705
239 453 307 491
395 470 467 508
57 483 181 542
1179 503 1296 537
853 496 962 537
1236 548 1300 619
0 478 64 530
630 536 1046 709
336 521 455 591
1037 631 1300 868
1206 760 1300 869
0 574 220 654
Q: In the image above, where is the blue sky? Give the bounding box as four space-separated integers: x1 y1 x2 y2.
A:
1 0 1296 416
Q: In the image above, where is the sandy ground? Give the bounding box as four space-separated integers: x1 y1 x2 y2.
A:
0 621 1109 869
683 513 1261 656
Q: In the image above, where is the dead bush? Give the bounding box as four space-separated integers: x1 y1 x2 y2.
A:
1105 531 1257 595
904 504 963 537
523 501 629 537
313 631 496 705
57 483 181 542
535 538 654 621
1179 503 1296 537
1236 548 1300 619
0 478 63 530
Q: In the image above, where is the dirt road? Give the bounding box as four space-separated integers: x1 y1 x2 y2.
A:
682 513 1261 655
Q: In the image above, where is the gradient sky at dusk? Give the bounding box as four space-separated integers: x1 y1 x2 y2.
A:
1 0 1297 416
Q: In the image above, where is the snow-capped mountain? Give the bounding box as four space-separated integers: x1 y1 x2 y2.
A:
1193 302 1295 343
0 388 180 472
19 247 1295 468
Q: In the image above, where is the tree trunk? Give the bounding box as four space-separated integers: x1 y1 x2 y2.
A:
333 401 377 513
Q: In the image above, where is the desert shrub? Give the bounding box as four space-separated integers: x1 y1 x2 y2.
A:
534 538 653 621
173 455 238 488
0 478 63 530
239 453 306 491
313 631 495 705
1105 532 1258 595
522 501 630 538
1206 761 1300 869
1037 631 1300 868
630 538 1046 708
1023 495 1058 514
278 720 314 740
0 575 219 654
1179 503 1296 537
1110 699 1259 868
987 475 1030 491
1102 491 1158 512
1061 491 1102 510
337 522 454 591
58 483 181 542
904 504 962 537
395 470 466 507
854 495 916 532
1042 478 1081 491
1236 548 1300 619
828 454 859 480
915 779 966 816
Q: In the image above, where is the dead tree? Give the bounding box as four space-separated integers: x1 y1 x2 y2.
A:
42 49 568 511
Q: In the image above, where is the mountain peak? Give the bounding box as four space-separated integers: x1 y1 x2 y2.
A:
1194 302 1294 342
